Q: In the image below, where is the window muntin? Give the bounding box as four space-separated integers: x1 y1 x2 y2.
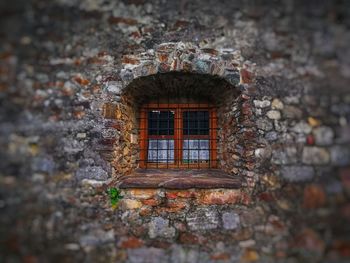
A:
148 110 174 135
182 110 210 164
139 104 217 169
183 111 209 135
183 139 209 163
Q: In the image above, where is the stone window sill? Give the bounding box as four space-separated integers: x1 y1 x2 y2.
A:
116 169 241 189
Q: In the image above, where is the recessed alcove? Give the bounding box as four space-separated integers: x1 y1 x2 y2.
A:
108 71 256 190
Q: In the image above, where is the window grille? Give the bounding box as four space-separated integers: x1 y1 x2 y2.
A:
138 101 218 169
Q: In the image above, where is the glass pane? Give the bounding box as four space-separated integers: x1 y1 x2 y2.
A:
183 139 209 163
148 139 174 163
148 110 174 135
183 111 209 135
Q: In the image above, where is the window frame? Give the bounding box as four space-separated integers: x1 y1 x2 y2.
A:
139 103 217 169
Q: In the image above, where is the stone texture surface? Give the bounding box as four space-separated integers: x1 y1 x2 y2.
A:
281 166 315 182
148 217 176 239
117 169 242 189
1 1 350 263
313 126 334 146
186 207 219 231
302 147 330 165
222 212 240 230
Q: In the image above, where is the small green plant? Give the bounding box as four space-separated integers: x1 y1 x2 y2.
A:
107 187 123 207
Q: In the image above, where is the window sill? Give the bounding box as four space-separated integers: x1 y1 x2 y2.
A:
116 169 241 189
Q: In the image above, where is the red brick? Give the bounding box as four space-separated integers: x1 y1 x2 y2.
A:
141 198 160 206
259 192 275 202
302 184 326 209
74 76 90 85
108 16 138 25
210 253 230 261
240 68 253 84
122 55 140 65
197 190 242 205
179 233 201 244
139 207 153 217
119 237 143 249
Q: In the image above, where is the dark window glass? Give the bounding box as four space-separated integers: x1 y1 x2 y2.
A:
148 110 174 135
183 111 209 135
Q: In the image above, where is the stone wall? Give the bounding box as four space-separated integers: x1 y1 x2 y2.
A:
1 0 350 262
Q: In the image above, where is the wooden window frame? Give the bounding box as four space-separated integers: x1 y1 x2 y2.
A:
139 103 217 169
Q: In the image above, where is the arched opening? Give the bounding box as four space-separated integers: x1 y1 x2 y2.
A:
99 42 258 191
108 72 248 181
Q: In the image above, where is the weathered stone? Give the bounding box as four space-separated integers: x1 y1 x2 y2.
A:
81 179 106 188
105 81 122 95
284 96 300 104
120 199 142 210
139 207 153 217
256 118 273 131
272 146 297 164
62 138 85 154
266 110 281 120
303 185 326 209
240 208 263 227
330 146 350 166
128 189 158 199
283 105 303 119
340 168 350 191
306 134 315 145
302 147 330 165
119 237 144 249
148 217 176 239
336 125 350 143
127 248 168 263
254 147 272 160
164 199 187 211
308 117 321 127
76 132 86 139
31 157 56 174
197 189 245 205
141 198 160 206
178 233 202 244
261 174 281 189
222 212 240 230
265 131 278 141
76 166 108 181
120 69 134 82
118 170 241 189
292 228 325 256
292 121 312 134
253 100 271 108
313 126 334 146
241 248 259 262
265 215 287 235
186 207 219 231
79 229 114 247
281 166 314 182
224 71 240 85
165 190 195 199
271 98 284 110
239 239 256 248
240 68 253 84
210 253 231 261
